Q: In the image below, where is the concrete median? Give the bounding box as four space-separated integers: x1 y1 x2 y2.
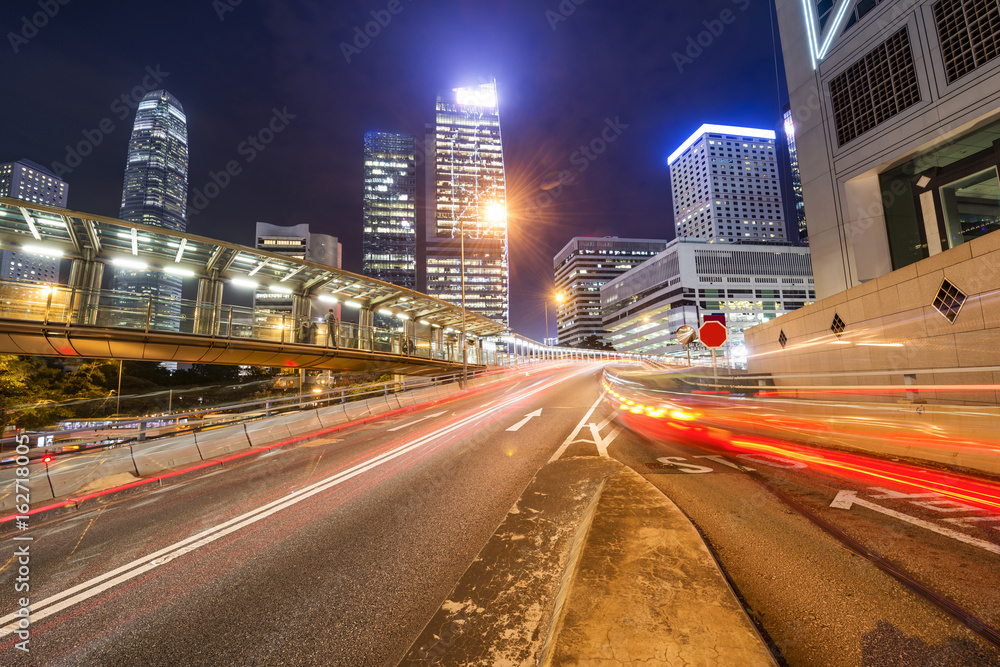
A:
132 434 202 476
316 404 349 428
343 400 371 422
194 424 250 458
283 410 323 439
243 418 292 448
46 446 139 498
0 461 53 513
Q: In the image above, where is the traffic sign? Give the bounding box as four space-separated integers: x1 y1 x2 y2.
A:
699 321 728 348
675 325 697 345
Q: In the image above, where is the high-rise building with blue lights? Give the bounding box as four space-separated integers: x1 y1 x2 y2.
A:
113 90 189 330
363 132 416 289
425 81 509 327
669 124 788 244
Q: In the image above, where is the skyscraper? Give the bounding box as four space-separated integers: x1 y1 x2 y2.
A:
113 90 189 329
668 125 787 244
254 222 341 320
553 237 667 346
362 132 416 289
0 159 68 283
782 107 807 242
425 81 509 327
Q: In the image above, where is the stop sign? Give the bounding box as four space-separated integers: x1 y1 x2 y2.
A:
699 321 728 348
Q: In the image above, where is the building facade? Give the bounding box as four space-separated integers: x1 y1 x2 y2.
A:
112 90 189 329
0 159 68 283
553 237 666 346
425 81 509 327
601 239 814 359
782 106 808 242
669 124 788 244
363 132 416 289
254 222 340 319
774 0 1000 299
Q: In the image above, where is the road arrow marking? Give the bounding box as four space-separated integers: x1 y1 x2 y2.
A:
830 490 1000 555
387 411 447 432
590 423 622 458
506 409 543 432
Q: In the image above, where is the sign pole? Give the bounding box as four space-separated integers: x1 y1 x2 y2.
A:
712 349 717 382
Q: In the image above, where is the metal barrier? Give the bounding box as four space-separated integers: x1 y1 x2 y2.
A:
0 369 488 464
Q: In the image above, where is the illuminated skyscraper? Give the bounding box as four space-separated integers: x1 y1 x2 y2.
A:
113 90 189 329
362 132 416 289
669 124 787 244
0 159 68 283
782 107 807 242
425 81 509 327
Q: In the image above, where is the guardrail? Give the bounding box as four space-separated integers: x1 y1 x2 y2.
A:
0 368 489 464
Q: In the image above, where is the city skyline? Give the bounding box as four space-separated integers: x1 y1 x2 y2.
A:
2 0 790 340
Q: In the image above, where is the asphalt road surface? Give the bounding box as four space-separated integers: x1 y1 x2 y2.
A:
610 408 1000 666
0 364 609 666
3 363 999 666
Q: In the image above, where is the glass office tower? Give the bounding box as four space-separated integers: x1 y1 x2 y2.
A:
425 81 509 327
362 132 416 289
113 90 189 330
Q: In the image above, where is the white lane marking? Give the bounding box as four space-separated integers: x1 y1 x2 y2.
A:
506 409 543 432
548 392 607 463
696 455 755 472
0 369 586 637
386 411 447 432
590 423 622 458
944 516 1000 531
656 457 713 473
829 490 1000 555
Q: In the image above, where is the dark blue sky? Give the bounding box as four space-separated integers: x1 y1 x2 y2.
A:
3 0 788 341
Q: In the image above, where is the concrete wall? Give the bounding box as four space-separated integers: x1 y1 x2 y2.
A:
745 230 1000 404
774 0 1000 298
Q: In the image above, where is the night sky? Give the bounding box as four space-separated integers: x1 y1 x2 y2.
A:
4 0 788 341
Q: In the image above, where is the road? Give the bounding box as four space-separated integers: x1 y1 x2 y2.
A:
0 364 608 666
610 405 1000 666
2 363 999 666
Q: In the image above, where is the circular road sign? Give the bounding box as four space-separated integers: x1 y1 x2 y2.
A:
675 325 697 345
699 321 728 348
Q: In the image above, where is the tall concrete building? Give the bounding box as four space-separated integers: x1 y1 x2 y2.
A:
425 81 509 327
362 132 416 289
669 124 788 244
112 90 189 329
553 237 667 346
782 107 808 242
0 159 68 283
601 239 814 359
774 0 1000 298
254 222 340 318
742 0 1000 397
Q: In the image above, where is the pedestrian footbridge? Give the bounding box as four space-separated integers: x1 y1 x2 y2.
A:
0 198 619 373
